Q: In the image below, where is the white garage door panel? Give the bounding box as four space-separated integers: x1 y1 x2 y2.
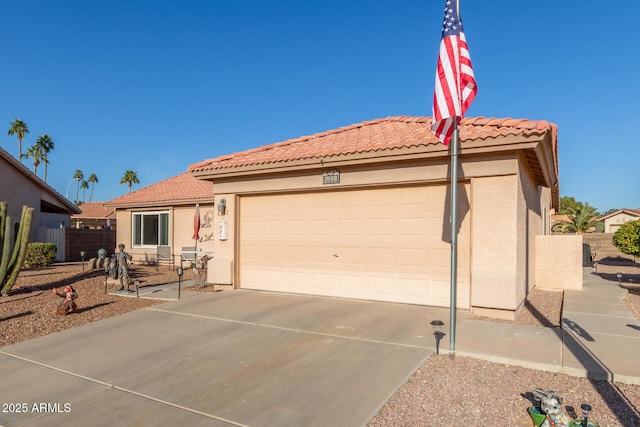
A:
239 185 470 308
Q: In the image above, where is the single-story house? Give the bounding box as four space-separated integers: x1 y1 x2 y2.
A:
0 145 80 241
108 116 559 319
598 209 640 233
182 115 557 319
71 202 116 230
106 172 215 266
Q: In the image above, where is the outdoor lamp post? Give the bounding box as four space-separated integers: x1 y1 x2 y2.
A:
580 403 592 426
430 320 445 354
177 267 184 300
80 251 86 271
134 280 140 298
104 265 109 294
617 272 623 286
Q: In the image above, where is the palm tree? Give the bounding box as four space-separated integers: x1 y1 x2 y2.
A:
26 144 44 175
87 173 99 202
7 119 29 164
36 134 54 182
73 169 84 205
120 170 140 194
555 204 604 234
80 180 89 203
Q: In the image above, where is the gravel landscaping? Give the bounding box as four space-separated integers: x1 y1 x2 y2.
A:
2 262 639 426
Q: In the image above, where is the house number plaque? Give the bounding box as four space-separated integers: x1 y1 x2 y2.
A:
322 168 340 184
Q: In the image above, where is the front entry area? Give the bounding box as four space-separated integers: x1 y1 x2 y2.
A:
238 184 470 308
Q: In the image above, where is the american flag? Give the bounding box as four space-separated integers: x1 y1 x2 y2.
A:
432 0 477 145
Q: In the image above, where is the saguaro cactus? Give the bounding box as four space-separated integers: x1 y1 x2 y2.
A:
0 202 34 296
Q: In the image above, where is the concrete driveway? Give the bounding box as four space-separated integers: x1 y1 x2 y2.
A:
1 290 447 426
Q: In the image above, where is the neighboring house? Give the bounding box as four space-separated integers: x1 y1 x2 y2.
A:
71 202 116 230
183 115 560 320
598 209 640 233
0 145 80 245
106 172 215 266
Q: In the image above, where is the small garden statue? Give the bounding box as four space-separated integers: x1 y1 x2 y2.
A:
115 243 132 291
52 285 78 315
531 388 570 427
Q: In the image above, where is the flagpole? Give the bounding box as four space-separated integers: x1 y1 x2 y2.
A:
433 0 476 356
449 118 459 355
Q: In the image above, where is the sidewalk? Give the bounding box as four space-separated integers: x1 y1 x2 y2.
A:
448 267 640 385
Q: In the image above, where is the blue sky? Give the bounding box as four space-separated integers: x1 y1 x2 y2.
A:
1 0 638 212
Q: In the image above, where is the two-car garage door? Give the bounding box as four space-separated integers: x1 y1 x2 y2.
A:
239 185 470 308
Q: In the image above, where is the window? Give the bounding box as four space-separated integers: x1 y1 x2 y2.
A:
132 211 169 247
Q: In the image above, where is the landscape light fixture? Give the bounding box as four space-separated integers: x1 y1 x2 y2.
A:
580 403 592 426
134 280 140 298
80 251 86 271
430 320 445 354
616 272 623 286
177 267 184 300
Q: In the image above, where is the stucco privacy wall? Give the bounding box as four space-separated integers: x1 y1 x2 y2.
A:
535 234 582 290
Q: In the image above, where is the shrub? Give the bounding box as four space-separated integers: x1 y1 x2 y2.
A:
23 242 57 268
612 220 640 261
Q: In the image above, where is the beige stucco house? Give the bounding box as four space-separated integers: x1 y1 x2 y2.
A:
106 172 215 265
0 146 80 240
181 115 559 319
599 209 640 233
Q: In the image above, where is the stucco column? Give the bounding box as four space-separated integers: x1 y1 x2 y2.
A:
471 175 519 312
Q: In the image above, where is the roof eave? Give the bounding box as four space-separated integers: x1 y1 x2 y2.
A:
106 197 215 210
191 133 552 181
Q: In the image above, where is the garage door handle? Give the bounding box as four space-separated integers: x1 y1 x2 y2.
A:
333 253 339 257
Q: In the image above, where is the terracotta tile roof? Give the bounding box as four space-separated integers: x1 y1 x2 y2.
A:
71 202 115 219
189 116 558 172
106 172 213 207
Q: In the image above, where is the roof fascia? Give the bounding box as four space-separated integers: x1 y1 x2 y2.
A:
192 134 545 181
0 148 80 214
106 198 215 210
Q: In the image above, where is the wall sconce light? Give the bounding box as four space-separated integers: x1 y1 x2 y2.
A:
430 320 445 354
80 251 86 271
217 198 227 216
616 272 623 286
